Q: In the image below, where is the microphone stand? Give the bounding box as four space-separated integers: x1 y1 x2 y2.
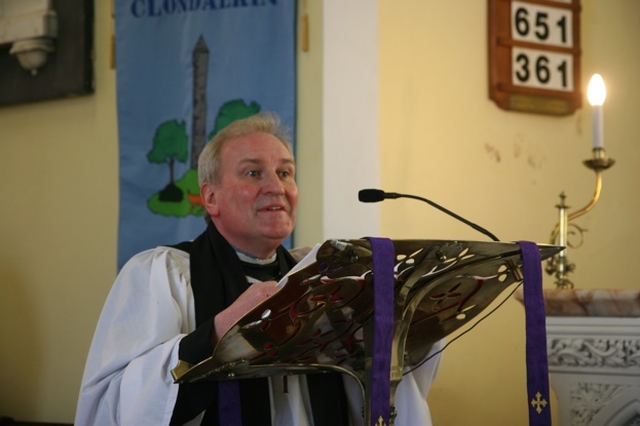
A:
359 189 500 242
390 192 500 242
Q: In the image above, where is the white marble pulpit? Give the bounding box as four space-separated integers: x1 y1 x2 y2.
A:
544 290 640 426
519 289 640 426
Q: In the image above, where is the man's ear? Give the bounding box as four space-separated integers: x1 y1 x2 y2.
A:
200 182 220 217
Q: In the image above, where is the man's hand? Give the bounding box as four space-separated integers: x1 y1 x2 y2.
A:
212 281 279 344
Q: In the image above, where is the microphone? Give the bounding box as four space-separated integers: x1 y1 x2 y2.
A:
358 188 403 202
358 188 500 242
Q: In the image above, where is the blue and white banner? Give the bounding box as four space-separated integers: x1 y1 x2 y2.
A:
115 0 296 268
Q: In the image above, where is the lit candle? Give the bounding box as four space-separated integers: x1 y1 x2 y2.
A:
587 74 606 149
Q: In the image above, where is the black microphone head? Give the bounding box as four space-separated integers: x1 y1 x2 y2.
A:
358 188 386 203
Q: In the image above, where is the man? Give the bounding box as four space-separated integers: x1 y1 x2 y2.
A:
75 112 442 425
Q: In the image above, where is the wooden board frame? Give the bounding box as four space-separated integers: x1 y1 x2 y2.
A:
488 0 582 115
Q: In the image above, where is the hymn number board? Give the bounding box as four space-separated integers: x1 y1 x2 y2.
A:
489 0 581 115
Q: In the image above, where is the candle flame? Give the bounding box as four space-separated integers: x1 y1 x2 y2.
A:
588 74 606 106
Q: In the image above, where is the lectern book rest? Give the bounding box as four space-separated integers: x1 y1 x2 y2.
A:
171 238 561 425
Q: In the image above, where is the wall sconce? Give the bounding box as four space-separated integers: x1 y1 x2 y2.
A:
0 0 57 76
545 74 615 289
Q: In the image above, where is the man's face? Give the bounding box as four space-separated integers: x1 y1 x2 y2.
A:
202 132 298 258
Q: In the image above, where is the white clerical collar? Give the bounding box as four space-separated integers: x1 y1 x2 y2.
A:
234 248 277 265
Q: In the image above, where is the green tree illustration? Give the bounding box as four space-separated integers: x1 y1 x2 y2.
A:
147 100 262 218
207 99 261 141
147 120 189 202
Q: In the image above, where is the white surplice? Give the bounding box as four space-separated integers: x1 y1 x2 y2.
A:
75 246 443 426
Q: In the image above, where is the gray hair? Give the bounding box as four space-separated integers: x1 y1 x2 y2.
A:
197 112 293 186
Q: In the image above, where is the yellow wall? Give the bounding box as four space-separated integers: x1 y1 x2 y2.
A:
0 0 117 421
0 0 638 424
379 1 640 425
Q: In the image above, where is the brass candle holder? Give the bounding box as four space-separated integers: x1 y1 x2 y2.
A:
545 147 615 289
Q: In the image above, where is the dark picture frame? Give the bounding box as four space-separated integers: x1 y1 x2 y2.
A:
0 0 94 107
